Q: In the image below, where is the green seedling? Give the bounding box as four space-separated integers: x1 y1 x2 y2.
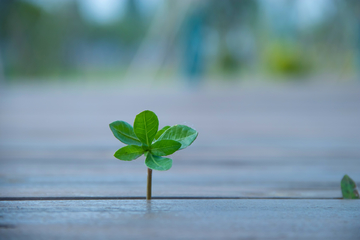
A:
341 174 359 199
109 110 198 200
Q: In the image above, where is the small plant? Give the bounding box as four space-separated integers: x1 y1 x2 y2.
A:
109 110 198 200
341 174 359 199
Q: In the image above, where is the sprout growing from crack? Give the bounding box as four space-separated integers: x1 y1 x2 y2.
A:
110 110 198 200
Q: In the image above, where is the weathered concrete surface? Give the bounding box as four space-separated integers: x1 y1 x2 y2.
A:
0 84 360 239
1 199 359 240
0 151 357 198
0 84 360 198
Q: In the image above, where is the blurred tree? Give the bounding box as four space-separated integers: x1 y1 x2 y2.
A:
0 0 86 78
260 0 313 77
2 0 43 76
119 0 146 45
206 0 259 75
264 41 311 76
1 0 357 81
0 0 149 79
183 5 206 82
344 0 360 77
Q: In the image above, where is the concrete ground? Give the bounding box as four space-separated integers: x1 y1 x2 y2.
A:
0 82 359 239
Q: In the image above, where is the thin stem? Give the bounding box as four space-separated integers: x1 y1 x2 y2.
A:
147 168 152 200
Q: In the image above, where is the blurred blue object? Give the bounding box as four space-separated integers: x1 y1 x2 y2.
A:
183 7 205 85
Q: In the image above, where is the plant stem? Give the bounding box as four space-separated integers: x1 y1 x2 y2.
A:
147 168 152 200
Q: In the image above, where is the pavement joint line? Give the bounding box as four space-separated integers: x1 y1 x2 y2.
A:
0 196 342 201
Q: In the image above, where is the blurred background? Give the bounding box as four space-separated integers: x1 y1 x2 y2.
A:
0 0 360 84
0 0 360 198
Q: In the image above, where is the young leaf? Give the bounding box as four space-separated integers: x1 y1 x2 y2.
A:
154 126 170 141
145 153 173 171
114 145 144 161
151 140 181 156
341 174 360 199
109 121 142 146
157 124 198 149
134 110 159 147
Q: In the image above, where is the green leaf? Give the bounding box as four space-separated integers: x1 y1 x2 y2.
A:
109 121 142 146
151 140 181 156
145 153 172 171
341 174 360 199
133 110 159 147
157 124 198 149
114 145 144 161
154 126 170 141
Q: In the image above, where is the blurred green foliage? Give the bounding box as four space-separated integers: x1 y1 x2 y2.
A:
0 0 358 81
0 0 147 79
264 41 311 77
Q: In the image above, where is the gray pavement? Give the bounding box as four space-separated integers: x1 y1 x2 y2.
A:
0 83 360 239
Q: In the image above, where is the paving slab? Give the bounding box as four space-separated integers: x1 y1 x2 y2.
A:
1 84 360 198
0 150 357 198
0 83 360 239
1 199 359 240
